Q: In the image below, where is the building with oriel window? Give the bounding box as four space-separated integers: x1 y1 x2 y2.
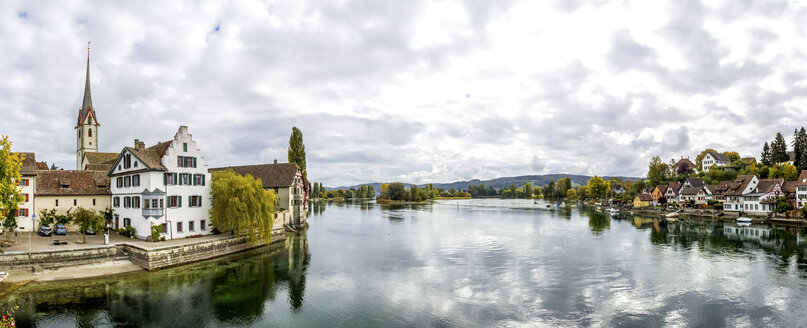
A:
108 126 211 240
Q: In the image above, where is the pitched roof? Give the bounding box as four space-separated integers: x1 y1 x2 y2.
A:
674 158 694 168
666 182 681 196
653 185 667 194
716 180 733 192
210 163 302 188
704 184 717 194
708 151 730 162
783 181 797 194
680 186 703 196
125 146 166 170
685 178 705 188
36 161 49 170
13 152 37 175
741 157 757 165
84 152 119 166
724 175 756 196
798 170 807 187
755 179 783 194
636 193 653 201
36 170 110 196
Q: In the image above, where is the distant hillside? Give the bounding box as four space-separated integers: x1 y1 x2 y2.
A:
328 174 640 192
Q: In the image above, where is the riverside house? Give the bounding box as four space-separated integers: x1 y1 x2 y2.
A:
8 152 38 231
679 186 707 208
34 170 111 230
723 175 759 212
633 194 652 208
651 185 666 205
108 126 212 240
741 179 783 214
211 161 309 227
797 170 807 209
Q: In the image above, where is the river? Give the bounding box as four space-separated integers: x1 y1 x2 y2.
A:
3 199 807 327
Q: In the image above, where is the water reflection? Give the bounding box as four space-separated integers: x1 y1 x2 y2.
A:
586 211 610 234
2 231 310 326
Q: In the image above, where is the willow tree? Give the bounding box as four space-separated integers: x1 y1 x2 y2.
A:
210 169 277 244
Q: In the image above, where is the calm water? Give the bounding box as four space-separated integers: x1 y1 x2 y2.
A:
5 199 807 327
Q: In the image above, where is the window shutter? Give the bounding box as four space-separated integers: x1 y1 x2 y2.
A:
25 179 29 186
179 196 182 207
193 157 197 168
202 175 205 186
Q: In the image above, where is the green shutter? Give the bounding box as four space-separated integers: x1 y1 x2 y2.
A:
188 196 191 206
202 175 205 186
174 173 178 185
193 174 197 186
164 173 167 185
179 196 182 207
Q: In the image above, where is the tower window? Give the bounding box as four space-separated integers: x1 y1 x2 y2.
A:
88 128 92 137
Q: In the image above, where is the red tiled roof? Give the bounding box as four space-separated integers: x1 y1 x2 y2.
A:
36 170 110 196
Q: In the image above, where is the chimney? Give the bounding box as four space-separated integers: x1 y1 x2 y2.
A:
134 139 145 149
274 159 278 164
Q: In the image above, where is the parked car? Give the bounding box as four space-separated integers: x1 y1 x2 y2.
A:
54 224 67 235
39 225 52 236
85 227 96 235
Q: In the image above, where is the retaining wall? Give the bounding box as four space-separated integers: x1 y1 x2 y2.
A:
0 245 121 270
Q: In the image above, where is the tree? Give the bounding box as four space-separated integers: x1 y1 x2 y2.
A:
566 189 577 200
761 142 772 166
73 207 104 244
586 176 609 200
769 163 798 181
695 148 718 172
287 127 307 176
647 156 668 186
797 127 807 171
101 207 114 232
723 151 740 162
556 178 571 198
38 208 56 227
386 182 408 200
3 211 17 242
0 136 24 238
210 169 277 245
523 183 533 198
771 132 789 164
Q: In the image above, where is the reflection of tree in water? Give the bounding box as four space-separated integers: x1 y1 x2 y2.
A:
3 231 312 327
310 200 326 215
586 211 610 235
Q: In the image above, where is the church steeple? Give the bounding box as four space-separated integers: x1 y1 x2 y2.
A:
77 42 98 127
76 42 99 170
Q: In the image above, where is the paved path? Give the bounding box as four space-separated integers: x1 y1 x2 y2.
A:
0 231 236 253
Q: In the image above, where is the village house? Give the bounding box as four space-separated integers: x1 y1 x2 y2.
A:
7 152 39 231
782 180 798 208
651 185 666 205
723 175 759 212
703 184 716 202
702 151 730 170
211 161 309 227
741 179 783 214
796 170 807 209
108 126 212 240
664 182 681 204
633 193 652 208
34 170 111 230
673 157 695 174
679 186 707 208
712 181 734 203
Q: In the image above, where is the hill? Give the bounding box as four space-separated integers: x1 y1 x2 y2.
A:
328 174 640 192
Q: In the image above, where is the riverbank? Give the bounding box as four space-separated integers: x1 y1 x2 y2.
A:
586 203 807 226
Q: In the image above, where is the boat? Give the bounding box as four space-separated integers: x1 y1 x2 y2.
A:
665 212 679 218
606 208 619 215
737 217 752 224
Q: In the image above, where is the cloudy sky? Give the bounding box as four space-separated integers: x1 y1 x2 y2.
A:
2 0 806 187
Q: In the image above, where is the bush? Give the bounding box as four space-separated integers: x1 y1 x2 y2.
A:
150 225 162 242
123 226 136 238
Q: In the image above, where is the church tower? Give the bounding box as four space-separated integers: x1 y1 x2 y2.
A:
76 43 99 170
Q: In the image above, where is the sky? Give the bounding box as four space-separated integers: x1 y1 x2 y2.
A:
2 0 807 187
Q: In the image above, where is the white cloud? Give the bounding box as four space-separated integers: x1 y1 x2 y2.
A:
2 0 807 186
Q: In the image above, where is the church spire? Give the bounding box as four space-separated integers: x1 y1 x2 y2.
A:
78 42 96 126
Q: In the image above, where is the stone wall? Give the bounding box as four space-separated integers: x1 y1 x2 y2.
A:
118 228 286 271
0 245 121 270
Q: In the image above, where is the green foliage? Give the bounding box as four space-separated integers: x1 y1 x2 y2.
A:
0 136 24 218
1 305 19 328
151 224 162 242
123 226 136 238
101 207 114 229
287 127 306 176
723 151 740 162
769 163 798 180
771 132 789 164
385 182 408 200
210 169 277 245
39 208 56 226
73 207 105 243
776 197 793 213
761 142 772 166
556 178 571 198
586 176 609 200
566 188 577 199
55 208 74 225
3 211 17 240
647 156 669 186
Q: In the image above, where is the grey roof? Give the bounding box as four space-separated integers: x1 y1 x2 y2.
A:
680 186 703 196
709 151 730 162
210 163 302 189
685 178 705 188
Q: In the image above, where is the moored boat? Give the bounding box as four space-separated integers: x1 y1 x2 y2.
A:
737 217 752 224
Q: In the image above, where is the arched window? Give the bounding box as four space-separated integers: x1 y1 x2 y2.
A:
88 128 92 137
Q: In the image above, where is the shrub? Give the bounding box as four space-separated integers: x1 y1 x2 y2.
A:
150 225 162 242
123 226 136 238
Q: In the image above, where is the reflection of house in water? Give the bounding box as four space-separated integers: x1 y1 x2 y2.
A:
722 223 779 248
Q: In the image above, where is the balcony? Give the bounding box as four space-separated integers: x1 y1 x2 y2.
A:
142 208 165 217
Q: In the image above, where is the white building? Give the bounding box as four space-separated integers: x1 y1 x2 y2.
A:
723 175 759 212
702 151 730 170
797 170 807 209
108 126 211 240
9 152 39 231
741 179 783 214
